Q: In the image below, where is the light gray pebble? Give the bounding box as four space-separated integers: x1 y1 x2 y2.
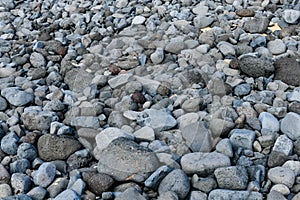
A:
54 189 80 200
68 178 85 196
1 87 34 107
0 96 7 111
70 116 100 129
258 112 279 134
191 175 217 193
47 177 69 198
10 159 31 173
1 132 19 155
282 161 300 176
134 126 155 142
30 52 46 68
150 48 164 64
115 187 146 200
208 189 263 200
17 143 37 161
157 191 178 200
267 39 286 55
282 9 300 24
27 186 47 200
216 138 233 157
132 16 146 25
272 135 293 156
32 162 56 188
268 166 295 188
189 191 207 200
234 83 251 96
0 183 12 198
229 129 256 151
217 41 236 56
11 173 32 194
280 112 300 140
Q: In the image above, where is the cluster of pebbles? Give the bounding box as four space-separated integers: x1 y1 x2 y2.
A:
0 0 300 199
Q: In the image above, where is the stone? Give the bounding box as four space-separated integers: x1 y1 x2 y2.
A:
1 87 34 107
136 109 177 133
32 162 56 187
158 169 190 199
1 132 19 155
268 167 295 188
17 143 37 161
133 126 155 142
271 184 290 196
0 164 10 184
0 183 12 198
115 187 146 200
258 112 279 133
268 151 288 168
150 48 164 64
189 191 207 200
71 116 101 129
229 129 256 151
30 52 46 68
236 9 255 17
165 41 185 54
194 16 214 29
238 55 274 78
108 74 133 89
11 173 31 194
217 41 236 56
282 9 300 24
37 134 81 161
214 166 249 190
216 138 233 157
132 16 146 25
209 119 235 138
27 187 47 200
234 83 251 96
64 69 94 93
97 137 160 182
22 107 58 131
267 39 286 55
191 175 217 193
47 178 69 198
274 56 300 87
157 191 178 200
144 165 173 189
82 172 114 196
181 98 202 112
180 121 214 152
280 112 300 140
68 178 85 196
181 152 231 175
272 135 293 156
10 159 31 173
283 161 300 176
208 189 263 200
243 17 269 33
0 96 7 111
54 189 80 200
267 190 286 200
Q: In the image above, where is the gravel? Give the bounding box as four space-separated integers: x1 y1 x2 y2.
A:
0 0 300 199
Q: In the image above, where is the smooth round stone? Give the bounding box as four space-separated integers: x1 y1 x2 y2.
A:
268 167 295 188
281 112 300 140
0 183 12 198
258 112 279 133
282 9 300 24
271 184 290 196
234 83 251 96
132 16 146 25
0 132 19 155
11 173 32 194
1 87 34 107
30 52 46 68
0 96 7 111
10 159 31 173
54 189 80 200
267 39 286 55
17 143 37 161
150 48 164 64
27 186 47 200
32 162 56 187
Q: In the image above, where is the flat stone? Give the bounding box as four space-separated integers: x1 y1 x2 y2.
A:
214 166 249 190
115 187 146 200
132 16 146 25
47 178 69 198
216 138 233 157
243 17 269 33
1 87 34 107
133 126 155 142
268 167 295 188
158 169 190 199
54 189 80 200
108 74 133 89
191 175 217 193
32 162 56 187
229 129 256 151
280 112 300 140
64 69 94 93
165 41 185 54
234 83 251 97
82 172 114 196
236 9 255 17
258 112 279 133
37 134 81 161
181 152 231 175
267 39 286 55
208 189 263 200
27 186 47 200
97 137 160 182
282 161 300 176
271 184 290 196
181 98 202 112
0 96 7 111
71 116 101 129
274 56 300 87
150 48 164 64
144 165 173 189
272 135 293 156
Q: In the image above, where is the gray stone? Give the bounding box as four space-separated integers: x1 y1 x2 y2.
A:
10 159 30 173
234 83 251 96
137 109 177 133
22 107 58 131
243 17 269 33
97 137 160 182
37 134 81 161
1 132 19 155
267 190 286 200
238 55 274 78
47 178 69 198
214 166 249 190
282 9 300 24
77 128 98 152
82 172 114 196
1 87 34 107
0 183 12 198
287 88 300 102
280 112 300 140
181 98 202 112
133 126 155 142
216 138 233 157
229 129 256 151
71 116 100 129
209 119 235 138
191 175 217 193
0 164 10 184
217 41 236 56
189 191 207 200
54 189 80 200
0 96 7 111
132 16 146 25
268 167 295 188
180 121 214 152
194 16 214 29
282 161 300 176
27 187 47 200
115 187 146 200
268 151 288 168
250 36 266 48
157 191 178 200
68 178 85 196
208 189 263 200
144 165 173 189
17 143 37 161
267 39 286 55
150 48 164 64
258 112 279 133
64 69 94 93
271 184 290 196
158 169 190 199
32 162 56 187
11 173 31 194
30 52 46 68
108 74 133 89
272 135 293 156
165 41 185 54
181 152 231 175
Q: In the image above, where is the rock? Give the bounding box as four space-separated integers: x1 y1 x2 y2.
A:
181 98 202 112
234 83 251 97
17 143 37 161
1 87 34 107
217 41 235 56
150 48 164 64
238 54 274 78
132 16 146 25
214 166 249 190
32 162 56 187
136 109 177 133
0 183 12 198
243 17 269 33
10 159 31 173
216 138 233 157
236 9 255 17
267 190 286 200
282 9 300 24
229 129 256 151
209 119 235 138
268 151 288 168
189 191 207 200
268 167 295 188
191 175 217 193
93 127 134 159
108 74 133 89
68 178 85 196
82 172 114 196
144 165 173 189
71 116 101 129
280 112 300 140
274 56 300 87
47 177 69 198
165 41 185 54
11 173 31 194
194 16 214 29
258 112 279 133
133 126 155 142
158 169 190 199
208 189 263 200
157 191 178 200
271 184 290 196
1 132 19 155
54 189 80 200
97 137 160 182
30 52 46 68
115 187 146 200
282 161 300 176
181 152 231 175
0 164 10 184
267 39 286 55
272 135 293 156
0 96 7 111
180 121 214 152
27 187 47 200
37 134 81 161
64 69 94 93
77 128 98 152
22 107 58 131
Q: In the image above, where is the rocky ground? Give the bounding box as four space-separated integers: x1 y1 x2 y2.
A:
0 0 300 199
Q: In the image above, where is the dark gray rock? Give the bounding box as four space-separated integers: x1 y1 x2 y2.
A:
97 137 160 182
10 159 31 173
115 187 146 200
158 169 190 199
234 83 251 97
82 172 114 196
0 164 10 184
17 143 37 161
243 17 269 33
47 177 69 198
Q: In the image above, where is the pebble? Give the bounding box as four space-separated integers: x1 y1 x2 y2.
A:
10 159 30 173
82 172 114 196
1 132 19 155
11 173 32 194
268 166 295 188
192 175 217 193
115 187 146 200
47 177 69 198
0 96 7 111
271 184 290 196
258 112 279 134
158 169 190 199
32 162 56 187
133 126 155 142
282 161 300 176
281 112 300 140
144 165 173 189
132 16 146 25
30 52 46 68
234 83 251 96
17 143 37 161
0 183 12 198
54 189 80 200
282 9 300 24
27 186 47 200
216 138 234 157
229 129 256 151
1 87 34 107
208 189 263 200
150 48 164 64
272 135 293 156
267 39 286 55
